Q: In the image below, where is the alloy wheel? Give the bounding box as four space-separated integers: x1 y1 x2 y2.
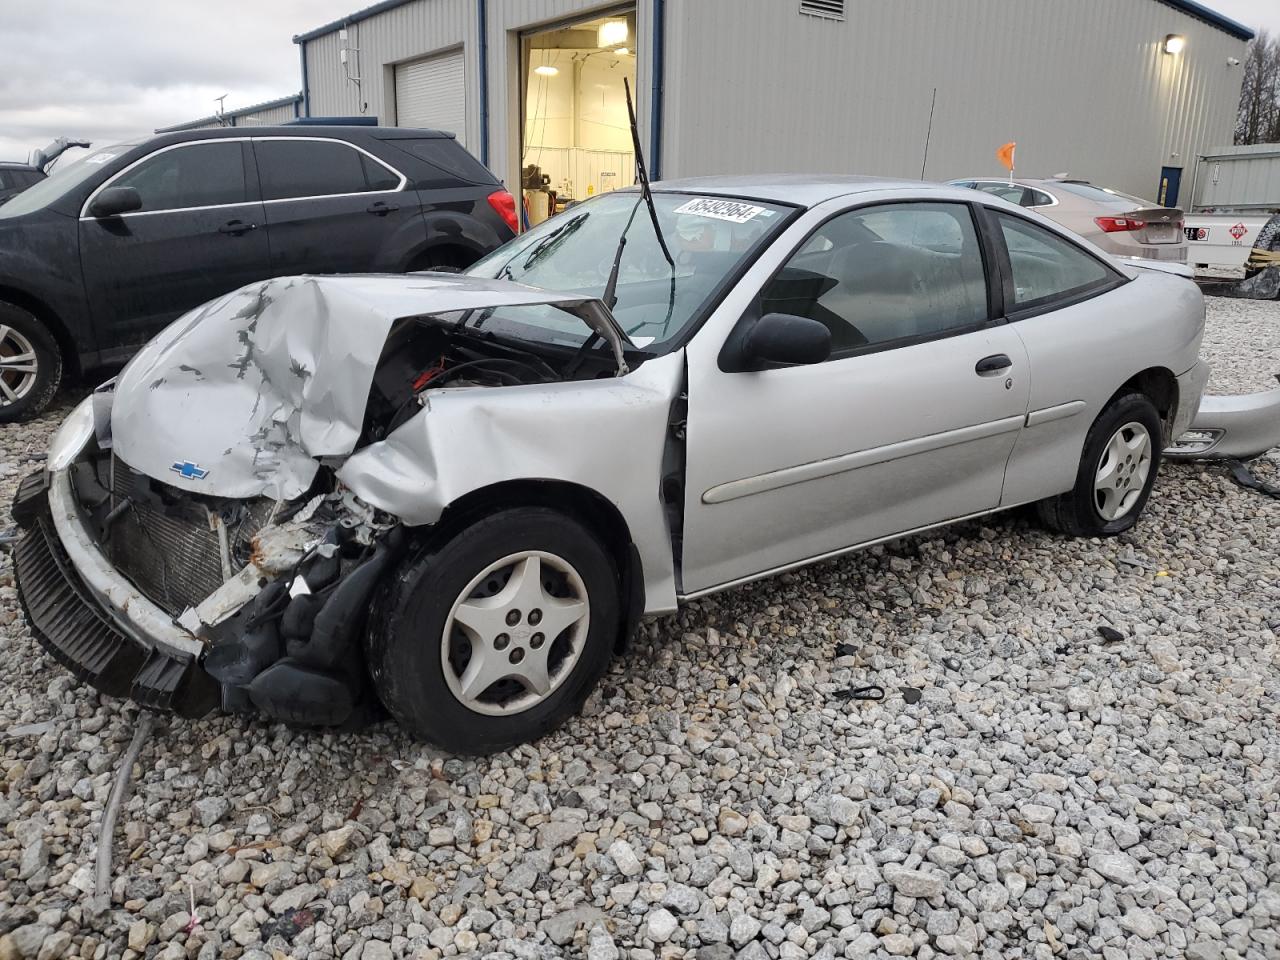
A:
0 324 38 405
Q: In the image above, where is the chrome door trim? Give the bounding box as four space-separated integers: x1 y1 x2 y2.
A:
1025 399 1085 428
700 414 1027 505
79 136 407 220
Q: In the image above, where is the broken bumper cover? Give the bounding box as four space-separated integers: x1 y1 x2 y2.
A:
1166 375 1280 461
11 470 217 717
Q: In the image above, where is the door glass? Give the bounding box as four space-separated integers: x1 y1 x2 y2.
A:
759 202 989 354
110 142 247 212
997 213 1112 307
255 140 395 201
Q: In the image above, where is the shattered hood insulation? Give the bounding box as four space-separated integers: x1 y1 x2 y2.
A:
111 273 629 501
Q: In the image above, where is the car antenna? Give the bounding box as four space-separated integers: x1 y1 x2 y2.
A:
601 77 674 311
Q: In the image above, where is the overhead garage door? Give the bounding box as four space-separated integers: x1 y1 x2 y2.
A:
395 50 466 146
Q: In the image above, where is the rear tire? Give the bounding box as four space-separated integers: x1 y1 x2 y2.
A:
367 507 620 754
1037 392 1163 537
0 300 62 424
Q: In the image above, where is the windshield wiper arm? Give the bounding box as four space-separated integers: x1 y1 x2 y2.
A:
624 77 674 271
492 211 589 281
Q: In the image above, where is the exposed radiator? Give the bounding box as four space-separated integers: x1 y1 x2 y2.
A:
102 457 273 616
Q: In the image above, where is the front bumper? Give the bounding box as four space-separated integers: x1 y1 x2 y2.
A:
1166 375 1280 461
11 470 217 717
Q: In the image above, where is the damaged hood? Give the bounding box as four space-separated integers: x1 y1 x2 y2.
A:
111 273 631 500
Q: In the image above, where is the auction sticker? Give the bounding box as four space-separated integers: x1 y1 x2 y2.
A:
674 197 765 223
84 153 118 165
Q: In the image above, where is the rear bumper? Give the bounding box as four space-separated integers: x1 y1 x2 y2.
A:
11 470 217 717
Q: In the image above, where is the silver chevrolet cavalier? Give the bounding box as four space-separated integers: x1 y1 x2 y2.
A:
12 176 1215 753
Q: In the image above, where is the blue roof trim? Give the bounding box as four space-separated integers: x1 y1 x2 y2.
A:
293 0 1255 47
1158 0 1254 41
293 0 417 43
156 94 304 133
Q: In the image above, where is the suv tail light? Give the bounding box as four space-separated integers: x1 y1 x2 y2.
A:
487 190 519 234
1094 216 1146 233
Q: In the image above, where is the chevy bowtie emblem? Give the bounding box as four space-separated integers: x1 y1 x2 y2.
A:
170 460 209 480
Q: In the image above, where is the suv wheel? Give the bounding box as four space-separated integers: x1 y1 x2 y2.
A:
0 301 62 424
367 507 620 754
1037 392 1163 537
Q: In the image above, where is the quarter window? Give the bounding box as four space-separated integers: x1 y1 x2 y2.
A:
760 202 990 355
996 213 1113 308
108 142 247 212
254 140 399 201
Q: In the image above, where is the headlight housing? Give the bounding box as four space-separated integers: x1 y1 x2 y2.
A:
48 397 95 471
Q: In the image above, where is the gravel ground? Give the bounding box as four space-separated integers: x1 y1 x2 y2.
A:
0 295 1277 960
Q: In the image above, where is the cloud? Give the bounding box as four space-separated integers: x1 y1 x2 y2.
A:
0 0 354 162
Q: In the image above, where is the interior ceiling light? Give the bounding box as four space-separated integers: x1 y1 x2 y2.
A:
1164 34 1186 55
598 20 628 48
534 65 559 76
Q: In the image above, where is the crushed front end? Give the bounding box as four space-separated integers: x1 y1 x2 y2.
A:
11 396 401 725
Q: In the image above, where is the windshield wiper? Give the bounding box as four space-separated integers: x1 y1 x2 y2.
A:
601 78 675 311
495 211 589 281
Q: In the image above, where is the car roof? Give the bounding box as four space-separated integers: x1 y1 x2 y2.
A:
148 125 458 148
651 174 946 207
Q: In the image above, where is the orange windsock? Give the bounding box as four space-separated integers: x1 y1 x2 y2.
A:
996 141 1016 172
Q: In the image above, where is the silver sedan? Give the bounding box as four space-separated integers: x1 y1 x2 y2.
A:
13 176 1209 753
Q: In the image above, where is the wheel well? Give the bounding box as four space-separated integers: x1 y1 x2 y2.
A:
0 285 79 378
1116 367 1177 435
428 479 643 652
406 244 482 272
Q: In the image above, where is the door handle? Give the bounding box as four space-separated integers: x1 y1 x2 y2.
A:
975 354 1013 376
367 201 400 216
218 220 256 236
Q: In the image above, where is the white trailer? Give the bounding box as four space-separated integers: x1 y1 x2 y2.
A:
1183 144 1280 278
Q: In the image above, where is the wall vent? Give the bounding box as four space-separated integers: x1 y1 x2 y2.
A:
799 0 845 21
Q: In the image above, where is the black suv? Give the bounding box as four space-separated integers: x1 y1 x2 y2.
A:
0 162 45 205
0 126 519 421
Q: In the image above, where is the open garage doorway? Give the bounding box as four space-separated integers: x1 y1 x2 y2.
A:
520 8 636 227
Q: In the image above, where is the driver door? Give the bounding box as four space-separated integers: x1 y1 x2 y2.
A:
680 200 1030 594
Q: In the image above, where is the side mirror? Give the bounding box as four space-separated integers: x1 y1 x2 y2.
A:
740 312 831 368
88 186 142 218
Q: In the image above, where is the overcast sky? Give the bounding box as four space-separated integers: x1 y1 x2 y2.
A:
2 0 1279 164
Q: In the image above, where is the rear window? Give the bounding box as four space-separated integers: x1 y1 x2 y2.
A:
1053 182 1151 208
384 137 496 186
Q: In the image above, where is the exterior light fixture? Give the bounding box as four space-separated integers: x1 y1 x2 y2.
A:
616 47 630 56
1164 34 1185 55
534 65 559 77
598 20 629 48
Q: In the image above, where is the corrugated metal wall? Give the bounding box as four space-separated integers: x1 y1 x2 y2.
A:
236 102 300 126
304 0 474 143
1192 144 1280 210
662 0 1246 199
301 0 1247 202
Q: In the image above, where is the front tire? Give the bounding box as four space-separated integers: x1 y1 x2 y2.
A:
0 301 62 424
367 507 620 754
1037 392 1163 537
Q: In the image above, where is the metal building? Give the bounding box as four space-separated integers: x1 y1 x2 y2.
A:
156 94 303 133
1190 143 1280 211
294 0 1253 211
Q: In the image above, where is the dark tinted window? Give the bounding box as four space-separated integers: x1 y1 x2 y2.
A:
384 137 495 184
974 182 1031 206
1052 182 1150 207
997 213 1114 308
761 202 990 355
110 142 247 212
1027 189 1055 207
255 139 399 200
0 172 11 189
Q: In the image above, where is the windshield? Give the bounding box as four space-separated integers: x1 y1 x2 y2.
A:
0 142 137 219
465 191 791 351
